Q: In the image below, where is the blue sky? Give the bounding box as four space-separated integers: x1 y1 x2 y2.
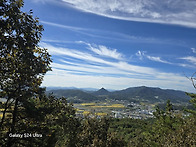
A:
23 0 196 92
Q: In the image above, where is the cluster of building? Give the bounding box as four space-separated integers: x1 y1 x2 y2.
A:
111 101 155 119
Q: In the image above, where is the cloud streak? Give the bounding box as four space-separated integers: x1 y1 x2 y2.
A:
136 50 196 68
40 20 87 31
41 20 185 48
136 50 172 64
180 56 196 65
42 42 194 80
61 0 196 28
191 48 196 53
146 56 171 64
78 41 123 60
42 42 157 77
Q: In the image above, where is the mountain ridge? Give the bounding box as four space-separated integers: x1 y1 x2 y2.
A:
46 86 191 103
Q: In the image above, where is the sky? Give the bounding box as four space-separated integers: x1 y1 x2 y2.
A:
23 0 196 92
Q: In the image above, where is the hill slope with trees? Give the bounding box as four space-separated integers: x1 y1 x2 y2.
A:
47 86 190 103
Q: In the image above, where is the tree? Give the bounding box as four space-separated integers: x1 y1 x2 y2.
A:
0 0 51 146
22 94 80 147
76 117 126 147
185 72 196 116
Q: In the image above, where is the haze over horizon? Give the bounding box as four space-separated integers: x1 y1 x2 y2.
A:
23 0 196 93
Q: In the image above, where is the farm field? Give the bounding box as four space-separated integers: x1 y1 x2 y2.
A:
74 101 126 117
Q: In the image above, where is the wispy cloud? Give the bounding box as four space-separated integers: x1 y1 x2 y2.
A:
136 50 171 64
40 20 87 31
41 20 185 47
146 56 171 64
60 0 196 28
31 0 50 4
180 56 196 65
136 50 145 60
191 48 196 53
78 41 123 60
41 42 157 77
136 50 196 68
178 63 196 69
89 45 123 60
42 42 193 80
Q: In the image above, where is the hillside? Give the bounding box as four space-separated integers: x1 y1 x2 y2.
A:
46 86 190 103
109 86 190 103
46 89 99 103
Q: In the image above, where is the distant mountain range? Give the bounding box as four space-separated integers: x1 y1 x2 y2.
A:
46 86 191 103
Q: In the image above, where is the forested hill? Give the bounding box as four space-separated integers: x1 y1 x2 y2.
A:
46 89 99 103
107 86 190 103
47 86 190 103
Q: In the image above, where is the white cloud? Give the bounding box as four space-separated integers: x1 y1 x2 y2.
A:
91 45 122 59
41 21 183 47
60 0 196 28
136 50 145 60
40 20 86 31
41 42 122 66
52 62 140 77
191 48 196 53
41 43 157 76
31 0 49 4
136 50 196 68
146 55 172 64
178 63 196 68
136 50 171 64
84 43 123 60
180 56 196 65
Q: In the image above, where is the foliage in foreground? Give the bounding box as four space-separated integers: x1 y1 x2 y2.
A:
128 100 196 147
109 101 196 147
0 92 126 147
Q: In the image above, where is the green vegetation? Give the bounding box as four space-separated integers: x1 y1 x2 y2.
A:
46 89 101 103
109 118 152 143
48 86 190 104
1 1 196 146
108 99 196 146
